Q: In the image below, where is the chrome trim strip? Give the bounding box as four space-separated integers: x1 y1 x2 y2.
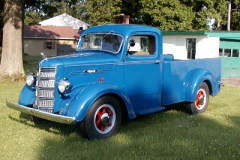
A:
6 101 76 125
117 60 162 65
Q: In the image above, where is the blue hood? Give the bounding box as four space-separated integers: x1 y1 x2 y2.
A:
39 51 120 68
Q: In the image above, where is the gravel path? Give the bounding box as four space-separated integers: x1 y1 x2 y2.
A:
221 78 240 87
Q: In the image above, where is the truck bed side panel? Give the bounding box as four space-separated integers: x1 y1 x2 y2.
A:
162 58 221 105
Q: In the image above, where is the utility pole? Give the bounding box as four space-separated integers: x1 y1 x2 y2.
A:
227 3 240 31
227 3 231 31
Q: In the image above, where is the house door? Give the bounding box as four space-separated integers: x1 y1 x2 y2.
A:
221 49 240 78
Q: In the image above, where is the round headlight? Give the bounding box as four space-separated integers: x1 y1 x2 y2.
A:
26 74 36 86
58 79 71 93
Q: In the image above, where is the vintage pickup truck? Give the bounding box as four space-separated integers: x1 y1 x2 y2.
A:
6 24 221 139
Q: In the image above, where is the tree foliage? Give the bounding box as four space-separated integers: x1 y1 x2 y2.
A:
12 0 240 31
139 0 195 31
24 10 42 25
81 0 122 25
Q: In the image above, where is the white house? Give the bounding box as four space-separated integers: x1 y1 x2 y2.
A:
38 13 90 30
162 31 220 60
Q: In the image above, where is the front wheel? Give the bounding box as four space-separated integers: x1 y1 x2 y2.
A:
79 96 122 140
187 82 209 114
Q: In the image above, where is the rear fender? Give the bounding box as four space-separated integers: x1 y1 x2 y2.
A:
65 83 136 122
185 69 215 102
18 85 36 106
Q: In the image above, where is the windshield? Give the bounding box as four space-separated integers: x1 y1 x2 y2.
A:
77 33 124 53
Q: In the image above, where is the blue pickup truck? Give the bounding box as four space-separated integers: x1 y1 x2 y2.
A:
6 24 221 139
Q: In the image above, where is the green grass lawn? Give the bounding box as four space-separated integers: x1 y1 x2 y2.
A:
1 56 240 159
23 55 42 74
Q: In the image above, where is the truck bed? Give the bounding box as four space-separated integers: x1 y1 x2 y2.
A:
162 55 221 105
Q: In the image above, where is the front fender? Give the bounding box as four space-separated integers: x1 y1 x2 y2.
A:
185 69 216 102
64 83 136 122
18 85 36 106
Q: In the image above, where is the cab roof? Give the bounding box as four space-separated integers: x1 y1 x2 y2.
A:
81 24 162 36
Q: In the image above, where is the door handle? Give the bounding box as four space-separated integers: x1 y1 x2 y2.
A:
155 60 160 64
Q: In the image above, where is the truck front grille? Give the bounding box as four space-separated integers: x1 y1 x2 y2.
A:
35 68 56 113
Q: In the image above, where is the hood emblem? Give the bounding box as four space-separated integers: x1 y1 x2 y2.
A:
85 69 98 73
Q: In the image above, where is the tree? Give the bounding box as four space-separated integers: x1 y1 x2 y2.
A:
0 1 4 47
24 10 42 25
83 0 122 26
0 0 25 81
120 0 142 24
209 0 229 30
0 0 78 81
139 0 195 31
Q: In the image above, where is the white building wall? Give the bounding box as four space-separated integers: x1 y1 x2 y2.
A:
196 37 219 58
128 36 142 51
163 36 187 59
163 35 219 59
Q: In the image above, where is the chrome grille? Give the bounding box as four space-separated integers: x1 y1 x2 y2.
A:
35 68 56 113
38 80 55 88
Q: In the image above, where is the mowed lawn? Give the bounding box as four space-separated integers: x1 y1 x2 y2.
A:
0 56 240 160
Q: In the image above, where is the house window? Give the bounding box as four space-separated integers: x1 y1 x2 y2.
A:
44 41 55 50
186 38 196 59
140 37 149 52
232 49 239 57
224 49 231 57
46 42 52 49
220 49 239 57
219 48 223 56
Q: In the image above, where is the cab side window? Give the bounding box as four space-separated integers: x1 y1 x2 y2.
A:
128 35 156 55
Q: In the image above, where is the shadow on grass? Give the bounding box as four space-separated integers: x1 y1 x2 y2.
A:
8 113 79 136
9 107 240 159
8 104 186 137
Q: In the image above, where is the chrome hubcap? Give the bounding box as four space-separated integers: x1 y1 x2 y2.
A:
94 104 116 134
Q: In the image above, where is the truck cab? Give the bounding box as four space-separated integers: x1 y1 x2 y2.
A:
6 24 221 139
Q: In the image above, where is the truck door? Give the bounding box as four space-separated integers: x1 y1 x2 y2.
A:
123 33 163 114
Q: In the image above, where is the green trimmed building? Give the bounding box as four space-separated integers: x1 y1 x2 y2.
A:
162 31 240 78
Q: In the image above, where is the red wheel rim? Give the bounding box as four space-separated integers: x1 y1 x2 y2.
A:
94 104 116 134
195 88 206 110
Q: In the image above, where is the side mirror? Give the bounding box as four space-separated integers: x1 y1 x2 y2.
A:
129 39 136 47
126 39 136 59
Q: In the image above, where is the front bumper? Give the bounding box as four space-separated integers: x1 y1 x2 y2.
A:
6 101 76 125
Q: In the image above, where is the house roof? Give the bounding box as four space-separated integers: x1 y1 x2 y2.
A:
24 25 80 39
38 13 90 29
163 30 240 40
206 31 240 40
163 31 207 35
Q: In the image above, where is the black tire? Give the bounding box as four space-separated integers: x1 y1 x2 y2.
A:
187 82 209 114
79 96 122 140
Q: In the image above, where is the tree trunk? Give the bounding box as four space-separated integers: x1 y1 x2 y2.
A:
0 0 25 81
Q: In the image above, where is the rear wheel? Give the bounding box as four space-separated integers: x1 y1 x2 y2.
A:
187 82 209 114
79 96 122 140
